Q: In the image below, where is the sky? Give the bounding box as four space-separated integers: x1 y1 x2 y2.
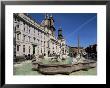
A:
28 13 97 48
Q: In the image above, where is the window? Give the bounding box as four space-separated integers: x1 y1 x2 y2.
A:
44 41 45 47
65 50 66 53
18 19 20 22
24 27 25 32
38 46 39 53
38 39 39 45
29 29 30 33
15 18 17 21
34 37 35 43
23 23 25 31
38 31 39 35
62 49 64 54
27 26 28 33
29 46 30 53
41 41 42 45
29 36 30 42
34 29 35 33
41 34 42 38
17 24 19 28
44 48 45 52
44 35 45 40
17 45 19 51
23 45 25 53
17 34 19 40
41 49 42 53
23 35 25 41
15 26 16 30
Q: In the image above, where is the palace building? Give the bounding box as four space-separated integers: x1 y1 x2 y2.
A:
13 13 69 59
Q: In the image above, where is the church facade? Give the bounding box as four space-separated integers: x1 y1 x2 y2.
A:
13 13 69 59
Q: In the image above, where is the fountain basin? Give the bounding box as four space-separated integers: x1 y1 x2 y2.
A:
32 61 96 75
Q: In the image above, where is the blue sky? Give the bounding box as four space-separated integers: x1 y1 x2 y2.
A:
28 13 97 48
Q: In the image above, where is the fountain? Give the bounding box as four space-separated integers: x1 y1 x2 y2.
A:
32 35 96 75
32 52 96 75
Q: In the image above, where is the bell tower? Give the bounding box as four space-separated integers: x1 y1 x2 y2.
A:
49 14 55 36
49 14 54 26
44 13 49 27
58 27 63 39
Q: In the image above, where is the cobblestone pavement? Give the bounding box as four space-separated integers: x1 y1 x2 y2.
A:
14 60 32 67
